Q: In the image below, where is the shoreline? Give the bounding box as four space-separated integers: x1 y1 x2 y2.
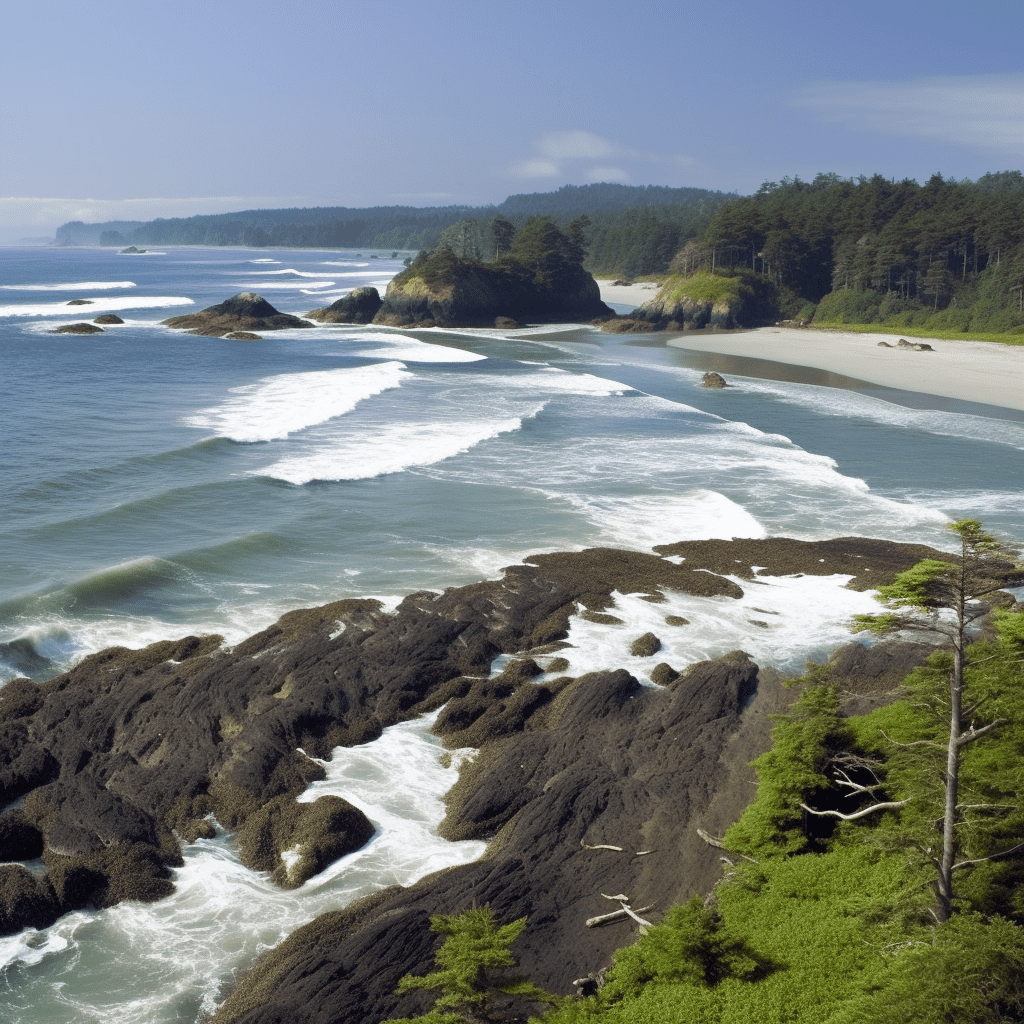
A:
592 283 1024 413
665 326 1024 414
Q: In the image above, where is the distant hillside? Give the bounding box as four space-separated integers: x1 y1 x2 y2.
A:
54 182 738 262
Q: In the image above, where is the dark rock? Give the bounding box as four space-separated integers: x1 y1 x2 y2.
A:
0 810 44 860
51 322 103 334
225 332 262 340
877 341 893 347
494 316 520 328
0 865 60 934
665 615 690 626
599 317 659 334
650 662 680 685
629 632 662 657
897 338 914 348
306 287 383 324
374 259 612 328
0 537 944 942
701 371 728 388
914 342 934 351
93 314 124 325
67 299 93 305
120 246 146 254
162 292 313 336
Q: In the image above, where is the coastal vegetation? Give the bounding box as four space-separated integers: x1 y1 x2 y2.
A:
374 522 1024 1024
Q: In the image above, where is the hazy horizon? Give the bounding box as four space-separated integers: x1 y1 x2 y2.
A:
3 0 1022 243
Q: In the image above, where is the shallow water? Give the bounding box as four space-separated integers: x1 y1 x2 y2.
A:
2 244 1022 1021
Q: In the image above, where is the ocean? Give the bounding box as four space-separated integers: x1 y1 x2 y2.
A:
1 244 1022 1022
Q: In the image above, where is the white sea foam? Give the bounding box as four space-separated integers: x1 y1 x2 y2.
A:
184 362 410 443
343 333 486 363
320 261 371 268
248 269 339 278
248 258 280 263
0 714 484 1024
0 281 136 291
0 296 194 318
554 572 884 682
263 415 530 485
233 280 336 290
741 378 1024 451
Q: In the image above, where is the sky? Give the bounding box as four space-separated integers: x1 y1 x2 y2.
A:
1 0 1023 242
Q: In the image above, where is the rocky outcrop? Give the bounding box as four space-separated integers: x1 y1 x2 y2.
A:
306 287 383 324
603 272 780 333
93 314 124 325
701 371 728 388
0 538 943 972
162 293 313 337
51 322 103 334
374 260 612 328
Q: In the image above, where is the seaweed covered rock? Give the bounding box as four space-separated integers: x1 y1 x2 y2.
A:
162 293 313 337
51 322 103 334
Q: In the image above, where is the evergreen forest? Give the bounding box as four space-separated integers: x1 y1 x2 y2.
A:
385 522 1024 1024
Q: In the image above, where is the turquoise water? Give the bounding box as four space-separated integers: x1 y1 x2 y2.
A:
1 244 1022 1021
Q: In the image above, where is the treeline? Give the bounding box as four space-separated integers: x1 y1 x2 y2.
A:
681 170 1024 334
54 182 735 264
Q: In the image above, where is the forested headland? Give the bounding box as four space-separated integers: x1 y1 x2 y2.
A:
56 171 1024 335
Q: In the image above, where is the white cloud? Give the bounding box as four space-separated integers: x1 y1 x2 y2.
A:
510 159 561 178
793 73 1024 154
509 131 699 184
537 130 616 160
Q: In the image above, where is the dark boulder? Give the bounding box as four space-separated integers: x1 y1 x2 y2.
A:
162 293 313 336
66 299 93 305
0 865 60 934
225 332 262 340
629 632 662 656
93 314 124 324
701 371 728 388
51 322 103 334
306 287 383 324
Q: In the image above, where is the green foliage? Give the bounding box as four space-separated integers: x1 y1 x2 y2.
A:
385 906 558 1024
599 898 769 1003
831 913 1024 1024
723 681 850 857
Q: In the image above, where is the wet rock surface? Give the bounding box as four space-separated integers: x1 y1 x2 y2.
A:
306 286 383 324
0 537 944 1009
162 292 313 337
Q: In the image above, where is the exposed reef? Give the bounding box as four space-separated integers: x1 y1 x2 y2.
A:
162 292 313 337
1 537 949 1020
50 322 103 334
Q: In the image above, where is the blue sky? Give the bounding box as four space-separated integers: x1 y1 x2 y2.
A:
2 0 1022 241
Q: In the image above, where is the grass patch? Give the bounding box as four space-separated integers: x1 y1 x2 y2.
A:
657 271 750 306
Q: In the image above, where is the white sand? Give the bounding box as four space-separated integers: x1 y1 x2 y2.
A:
595 278 661 309
663 327 1024 412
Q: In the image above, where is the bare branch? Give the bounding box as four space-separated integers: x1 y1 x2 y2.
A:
879 730 945 752
581 841 623 852
832 769 886 795
585 905 654 928
953 840 1024 871
956 718 1007 747
801 799 910 821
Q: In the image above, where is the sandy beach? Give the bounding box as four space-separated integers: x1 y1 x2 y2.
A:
594 280 1024 413
666 327 1024 413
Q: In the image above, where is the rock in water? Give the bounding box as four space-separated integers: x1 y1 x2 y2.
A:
306 287 383 324
162 292 314 337
51 322 104 334
701 371 728 388
93 314 124 325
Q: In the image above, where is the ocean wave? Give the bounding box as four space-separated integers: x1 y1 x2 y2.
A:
247 269 338 278
233 280 336 290
0 296 194 318
248 258 280 263
343 334 486 363
0 281 136 291
261 414 532 485
184 362 410 442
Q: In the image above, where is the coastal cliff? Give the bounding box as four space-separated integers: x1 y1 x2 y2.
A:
603 270 780 332
373 218 613 327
